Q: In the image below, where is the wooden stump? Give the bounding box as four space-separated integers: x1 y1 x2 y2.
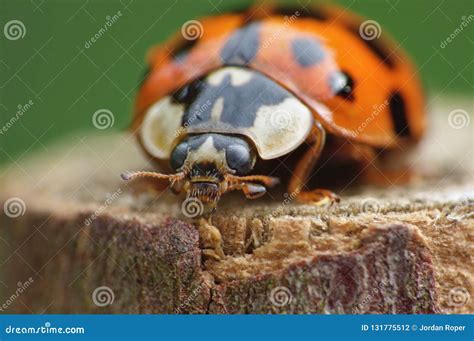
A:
0 98 472 313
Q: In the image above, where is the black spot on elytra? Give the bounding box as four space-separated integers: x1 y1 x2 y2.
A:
182 69 291 128
274 6 328 21
389 91 411 137
227 5 262 22
172 38 198 63
171 80 205 108
174 50 189 63
291 37 326 67
329 71 355 101
346 23 395 69
220 22 261 66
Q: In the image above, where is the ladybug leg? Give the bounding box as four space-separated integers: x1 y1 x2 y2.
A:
226 175 280 188
227 182 267 199
225 175 280 199
288 122 340 205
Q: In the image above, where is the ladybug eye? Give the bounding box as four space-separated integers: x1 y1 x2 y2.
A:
331 71 354 101
170 142 189 170
226 144 253 175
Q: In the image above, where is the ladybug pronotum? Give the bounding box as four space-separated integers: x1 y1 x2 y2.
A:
122 3 426 215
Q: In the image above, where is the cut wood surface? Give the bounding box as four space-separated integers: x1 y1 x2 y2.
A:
0 97 472 313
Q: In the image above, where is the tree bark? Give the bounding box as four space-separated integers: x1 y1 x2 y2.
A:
0 98 472 314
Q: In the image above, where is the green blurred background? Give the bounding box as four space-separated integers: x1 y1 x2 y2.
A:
0 0 472 164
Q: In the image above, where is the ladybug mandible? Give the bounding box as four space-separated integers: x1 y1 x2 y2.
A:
121 3 426 215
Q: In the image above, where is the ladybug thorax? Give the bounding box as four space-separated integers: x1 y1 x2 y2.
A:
139 66 313 163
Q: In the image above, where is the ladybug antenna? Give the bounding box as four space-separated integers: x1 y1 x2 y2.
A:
121 171 185 184
226 174 280 188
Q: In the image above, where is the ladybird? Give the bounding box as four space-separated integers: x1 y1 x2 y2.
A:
122 3 426 214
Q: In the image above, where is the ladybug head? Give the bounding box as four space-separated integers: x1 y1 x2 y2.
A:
121 133 279 216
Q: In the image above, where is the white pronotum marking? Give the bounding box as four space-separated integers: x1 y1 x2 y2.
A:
207 67 253 86
251 97 313 159
211 97 224 122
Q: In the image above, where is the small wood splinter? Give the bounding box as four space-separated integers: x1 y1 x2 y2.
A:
198 218 225 260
